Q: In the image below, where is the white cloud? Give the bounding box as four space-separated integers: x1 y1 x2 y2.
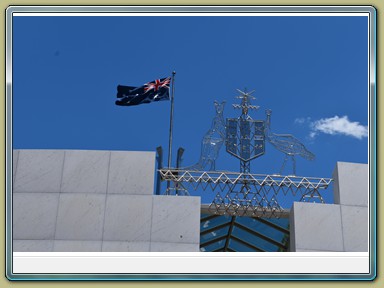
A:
310 115 368 139
294 117 311 125
309 131 318 139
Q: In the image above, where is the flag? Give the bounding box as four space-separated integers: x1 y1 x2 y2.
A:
115 77 171 106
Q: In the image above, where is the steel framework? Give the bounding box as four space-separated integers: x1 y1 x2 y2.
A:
200 212 290 252
159 169 332 217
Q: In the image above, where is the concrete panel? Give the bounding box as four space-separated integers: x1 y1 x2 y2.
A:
13 193 59 240
102 241 150 252
333 162 368 206
54 240 102 252
150 242 200 252
107 151 155 195
13 150 19 181
13 240 54 252
61 150 110 194
103 195 152 241
151 196 201 244
341 206 368 252
290 202 344 252
14 150 64 193
55 194 106 240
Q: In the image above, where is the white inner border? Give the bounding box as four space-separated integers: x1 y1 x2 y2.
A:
9 9 373 278
13 252 369 274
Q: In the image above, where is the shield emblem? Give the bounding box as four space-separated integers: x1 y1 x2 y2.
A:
226 118 265 161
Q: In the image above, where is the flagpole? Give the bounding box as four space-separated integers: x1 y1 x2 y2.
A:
166 71 176 195
167 71 176 169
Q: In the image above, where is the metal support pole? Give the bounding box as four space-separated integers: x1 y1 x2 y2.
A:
175 147 185 196
155 146 163 195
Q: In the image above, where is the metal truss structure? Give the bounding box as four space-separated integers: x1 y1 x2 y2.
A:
159 169 332 217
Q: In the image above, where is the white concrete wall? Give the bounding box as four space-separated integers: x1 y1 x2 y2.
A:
290 162 368 252
13 149 201 252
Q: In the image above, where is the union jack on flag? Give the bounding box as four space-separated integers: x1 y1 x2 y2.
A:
115 76 171 107
144 77 171 93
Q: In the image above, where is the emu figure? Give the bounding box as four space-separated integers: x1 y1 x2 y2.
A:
265 109 315 175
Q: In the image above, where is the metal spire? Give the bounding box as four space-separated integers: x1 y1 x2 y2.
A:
232 88 259 117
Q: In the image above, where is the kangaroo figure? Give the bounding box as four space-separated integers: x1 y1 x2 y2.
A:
185 101 226 171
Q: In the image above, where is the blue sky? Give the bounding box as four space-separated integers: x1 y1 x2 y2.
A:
12 14 369 205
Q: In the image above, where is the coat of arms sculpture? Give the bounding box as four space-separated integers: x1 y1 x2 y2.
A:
159 88 332 218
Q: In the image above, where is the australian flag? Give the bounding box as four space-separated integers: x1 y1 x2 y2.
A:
115 77 171 106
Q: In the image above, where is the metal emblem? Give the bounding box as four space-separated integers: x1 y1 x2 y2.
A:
226 118 265 161
158 87 329 220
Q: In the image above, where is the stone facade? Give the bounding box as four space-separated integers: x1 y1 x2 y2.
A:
290 162 368 252
12 149 201 252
